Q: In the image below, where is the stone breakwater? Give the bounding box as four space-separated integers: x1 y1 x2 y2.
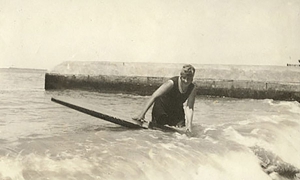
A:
45 61 300 102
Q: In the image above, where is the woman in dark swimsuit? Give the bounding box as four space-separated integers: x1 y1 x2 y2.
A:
133 64 196 133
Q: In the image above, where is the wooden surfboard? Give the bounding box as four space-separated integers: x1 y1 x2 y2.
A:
51 97 185 134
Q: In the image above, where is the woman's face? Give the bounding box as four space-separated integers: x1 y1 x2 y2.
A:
180 75 193 85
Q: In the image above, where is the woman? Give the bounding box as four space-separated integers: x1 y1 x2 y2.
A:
133 64 196 133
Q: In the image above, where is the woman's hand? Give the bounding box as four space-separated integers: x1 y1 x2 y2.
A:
185 127 192 137
132 114 146 122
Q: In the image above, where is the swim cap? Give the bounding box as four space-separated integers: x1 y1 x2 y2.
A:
180 64 195 77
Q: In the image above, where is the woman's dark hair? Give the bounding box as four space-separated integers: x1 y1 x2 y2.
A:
180 64 195 77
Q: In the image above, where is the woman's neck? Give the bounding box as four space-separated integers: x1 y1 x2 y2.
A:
178 77 189 94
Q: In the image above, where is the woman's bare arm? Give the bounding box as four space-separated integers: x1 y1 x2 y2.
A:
185 85 196 133
133 80 174 121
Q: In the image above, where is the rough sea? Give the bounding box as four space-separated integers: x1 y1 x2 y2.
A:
0 68 300 180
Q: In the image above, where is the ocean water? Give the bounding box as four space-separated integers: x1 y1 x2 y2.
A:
0 68 300 180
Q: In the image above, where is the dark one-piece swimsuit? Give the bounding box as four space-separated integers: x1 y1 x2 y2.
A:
151 76 195 126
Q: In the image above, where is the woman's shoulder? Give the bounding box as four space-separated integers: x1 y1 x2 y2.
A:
165 79 175 86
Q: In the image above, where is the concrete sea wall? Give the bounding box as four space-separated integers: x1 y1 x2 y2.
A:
45 61 300 102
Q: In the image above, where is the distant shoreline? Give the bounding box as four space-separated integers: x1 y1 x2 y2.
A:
0 67 47 72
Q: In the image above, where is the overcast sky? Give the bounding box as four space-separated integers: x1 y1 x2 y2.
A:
0 0 299 69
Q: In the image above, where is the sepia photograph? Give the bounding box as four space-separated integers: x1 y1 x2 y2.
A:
0 0 300 179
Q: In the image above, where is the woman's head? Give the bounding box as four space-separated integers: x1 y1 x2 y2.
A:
180 64 195 84
180 64 195 77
